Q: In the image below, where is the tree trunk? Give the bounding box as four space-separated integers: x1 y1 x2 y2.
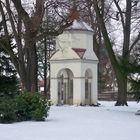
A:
115 70 128 106
29 44 38 92
25 43 38 93
93 0 128 105
44 38 47 95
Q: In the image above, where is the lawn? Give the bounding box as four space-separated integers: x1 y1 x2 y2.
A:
0 101 140 140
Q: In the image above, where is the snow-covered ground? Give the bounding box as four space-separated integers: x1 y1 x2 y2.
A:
0 101 140 140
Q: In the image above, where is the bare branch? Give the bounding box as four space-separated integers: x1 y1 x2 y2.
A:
113 0 125 29
36 20 73 42
129 32 140 53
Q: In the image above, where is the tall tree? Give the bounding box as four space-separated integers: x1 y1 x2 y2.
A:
92 0 140 105
0 0 72 93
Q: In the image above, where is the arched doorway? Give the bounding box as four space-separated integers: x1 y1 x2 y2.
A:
85 69 92 105
57 68 73 105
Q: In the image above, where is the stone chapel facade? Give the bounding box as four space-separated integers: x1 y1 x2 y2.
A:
50 20 98 105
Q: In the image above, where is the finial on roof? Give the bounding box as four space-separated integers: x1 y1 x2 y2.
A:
68 5 80 21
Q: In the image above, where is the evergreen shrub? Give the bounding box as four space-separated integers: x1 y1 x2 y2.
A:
0 92 51 123
130 79 140 102
0 97 16 123
15 92 50 121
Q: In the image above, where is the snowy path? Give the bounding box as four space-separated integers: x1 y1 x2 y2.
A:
0 101 140 140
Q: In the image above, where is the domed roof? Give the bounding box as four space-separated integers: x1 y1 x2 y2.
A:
66 20 93 32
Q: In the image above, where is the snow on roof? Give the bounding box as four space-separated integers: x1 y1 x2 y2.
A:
67 20 93 32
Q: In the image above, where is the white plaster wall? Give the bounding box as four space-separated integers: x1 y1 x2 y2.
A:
84 34 98 60
81 61 98 105
73 78 85 105
50 61 82 78
50 26 98 105
56 31 98 61
57 31 92 50
50 60 83 105
50 60 98 105
51 47 80 60
50 79 58 105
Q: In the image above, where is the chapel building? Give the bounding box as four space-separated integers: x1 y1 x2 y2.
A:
50 19 98 105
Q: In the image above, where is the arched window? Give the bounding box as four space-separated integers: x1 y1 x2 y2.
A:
57 69 74 105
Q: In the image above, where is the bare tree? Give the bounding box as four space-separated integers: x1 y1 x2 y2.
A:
92 0 140 105
0 0 73 93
